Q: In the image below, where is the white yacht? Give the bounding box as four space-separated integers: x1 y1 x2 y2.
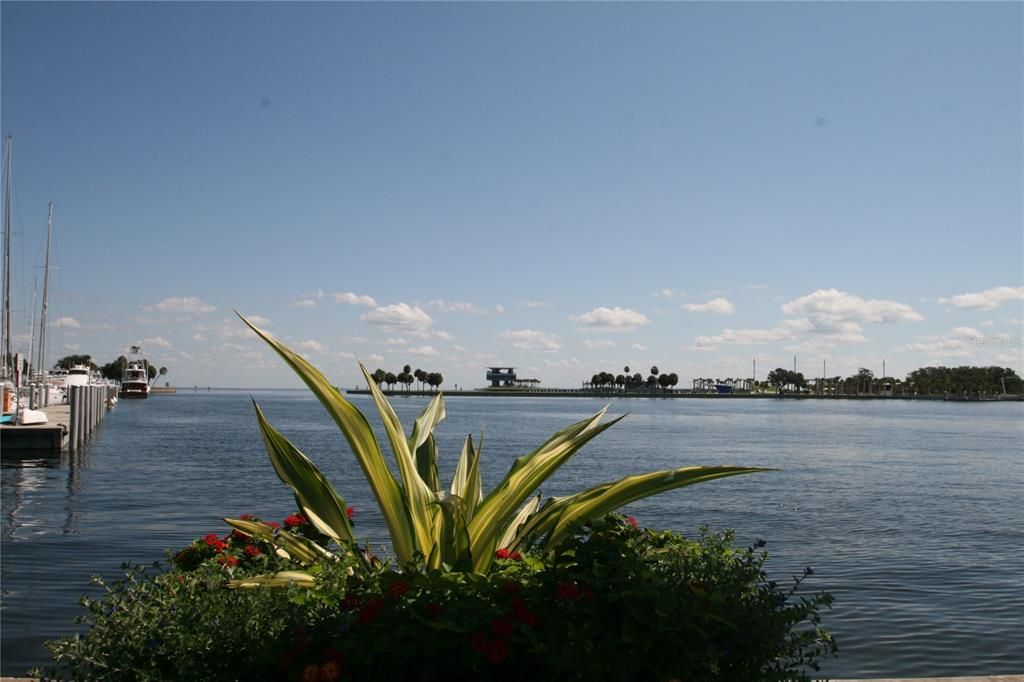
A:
118 361 150 399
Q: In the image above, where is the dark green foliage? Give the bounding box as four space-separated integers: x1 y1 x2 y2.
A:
40 515 835 681
54 354 98 371
906 365 1022 395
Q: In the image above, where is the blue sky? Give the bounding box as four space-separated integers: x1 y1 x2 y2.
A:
2 2 1021 389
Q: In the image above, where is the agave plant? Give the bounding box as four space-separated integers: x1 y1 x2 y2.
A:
226 313 764 584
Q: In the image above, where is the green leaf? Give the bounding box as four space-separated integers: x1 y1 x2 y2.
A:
250 401 354 544
411 395 446 492
496 494 541 550
359 364 440 560
236 312 416 563
228 571 316 589
542 466 768 551
415 434 441 493
434 494 473 570
222 518 334 565
449 434 483 519
468 407 624 571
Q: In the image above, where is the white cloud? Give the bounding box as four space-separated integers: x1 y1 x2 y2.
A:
54 316 80 328
406 345 440 357
433 330 454 340
64 343 81 352
980 320 995 327
570 306 651 332
144 296 217 315
938 286 1024 311
366 354 385 363
142 336 173 349
495 304 505 314
683 297 736 314
782 289 922 323
193 334 207 342
293 289 325 308
246 315 271 327
630 343 647 351
741 284 768 290
298 340 327 353
498 329 562 353
361 303 433 336
582 339 617 349
333 292 377 307
654 288 686 299
904 327 982 358
519 300 552 308
385 338 408 346
695 319 816 347
427 300 489 315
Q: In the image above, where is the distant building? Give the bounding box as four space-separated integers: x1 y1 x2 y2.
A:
486 367 541 388
487 367 517 387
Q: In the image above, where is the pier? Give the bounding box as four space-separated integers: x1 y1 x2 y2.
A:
0 384 115 452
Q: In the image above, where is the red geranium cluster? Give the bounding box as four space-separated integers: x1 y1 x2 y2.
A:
494 548 523 561
173 510 345 572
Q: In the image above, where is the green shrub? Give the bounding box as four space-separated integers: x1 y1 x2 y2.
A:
40 514 835 681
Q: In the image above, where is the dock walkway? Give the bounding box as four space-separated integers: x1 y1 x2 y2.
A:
0 404 69 451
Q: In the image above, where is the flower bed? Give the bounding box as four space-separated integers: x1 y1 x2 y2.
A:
40 514 835 681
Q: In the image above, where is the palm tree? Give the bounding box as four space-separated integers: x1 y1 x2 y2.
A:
150 366 167 387
650 365 659 377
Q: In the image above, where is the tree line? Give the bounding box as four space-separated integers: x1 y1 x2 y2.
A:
586 365 680 391
55 354 168 386
370 364 444 392
766 365 1022 396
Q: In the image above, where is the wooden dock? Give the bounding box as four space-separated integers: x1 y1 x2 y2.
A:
0 404 69 451
1 385 115 453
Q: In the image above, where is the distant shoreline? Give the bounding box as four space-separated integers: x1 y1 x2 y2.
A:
344 388 1021 401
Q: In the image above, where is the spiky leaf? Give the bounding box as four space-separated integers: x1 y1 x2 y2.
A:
236 313 416 563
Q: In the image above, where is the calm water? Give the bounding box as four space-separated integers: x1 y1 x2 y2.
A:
2 392 1022 678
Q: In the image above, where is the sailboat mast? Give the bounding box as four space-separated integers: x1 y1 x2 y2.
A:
2 135 12 381
37 202 52 376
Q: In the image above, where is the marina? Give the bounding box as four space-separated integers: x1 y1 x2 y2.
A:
2 391 1022 678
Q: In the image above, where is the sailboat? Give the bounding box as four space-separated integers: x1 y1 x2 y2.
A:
1 135 15 422
17 203 56 425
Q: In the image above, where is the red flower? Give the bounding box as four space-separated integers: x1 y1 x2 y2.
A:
627 516 638 528
339 594 360 611
510 597 539 629
472 631 509 664
301 664 321 682
244 544 262 558
555 581 581 601
239 513 255 521
510 551 523 561
495 548 512 560
346 506 355 520
500 580 520 594
217 555 239 567
228 529 249 542
490 616 514 638
320 660 341 682
265 521 281 529
388 580 409 598
284 514 308 528
357 597 384 625
203 533 227 552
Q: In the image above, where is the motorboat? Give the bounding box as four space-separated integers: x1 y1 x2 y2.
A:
119 361 150 399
